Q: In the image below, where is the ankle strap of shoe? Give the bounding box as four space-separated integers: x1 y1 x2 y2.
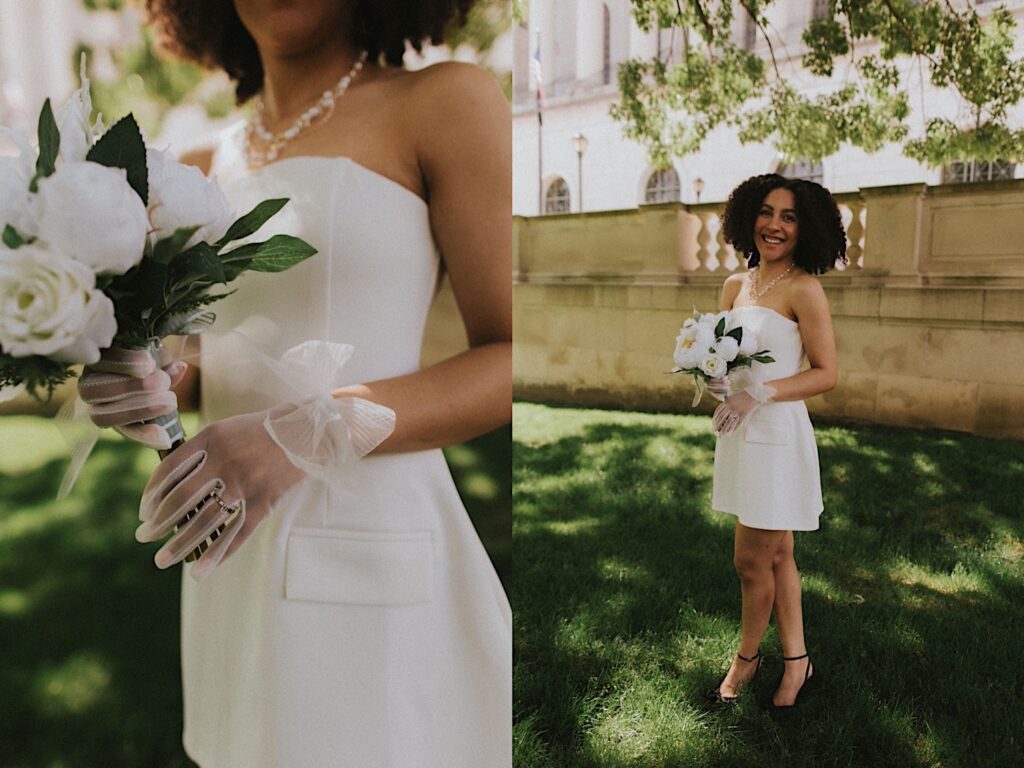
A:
783 652 809 661
737 650 760 663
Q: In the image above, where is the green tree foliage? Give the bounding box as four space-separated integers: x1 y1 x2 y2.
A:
611 0 1024 168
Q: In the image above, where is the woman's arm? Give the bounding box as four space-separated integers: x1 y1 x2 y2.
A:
764 276 838 402
331 63 512 453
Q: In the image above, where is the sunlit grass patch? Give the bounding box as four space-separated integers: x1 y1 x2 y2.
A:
514 402 1024 768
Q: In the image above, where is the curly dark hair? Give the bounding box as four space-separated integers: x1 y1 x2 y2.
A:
146 0 478 104
720 173 847 275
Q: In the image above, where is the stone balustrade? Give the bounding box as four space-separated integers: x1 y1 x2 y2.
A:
514 180 1024 438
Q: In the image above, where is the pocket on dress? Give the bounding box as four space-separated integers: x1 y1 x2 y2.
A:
285 527 434 606
743 420 790 445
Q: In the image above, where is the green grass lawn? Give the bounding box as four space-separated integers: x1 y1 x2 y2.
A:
513 402 1024 768
0 415 509 768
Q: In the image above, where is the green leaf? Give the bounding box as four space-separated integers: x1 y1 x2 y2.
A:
171 242 226 289
215 198 289 247
725 327 743 343
246 234 317 273
0 351 74 402
152 226 200 264
714 317 726 338
2 225 28 249
86 114 148 205
217 242 258 281
31 99 60 192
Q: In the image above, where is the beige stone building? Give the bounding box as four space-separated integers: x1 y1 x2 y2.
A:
511 1 1024 438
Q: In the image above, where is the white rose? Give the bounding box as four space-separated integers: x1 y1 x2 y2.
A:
699 355 728 378
0 242 116 364
737 326 758 355
30 161 149 275
713 335 739 362
147 148 234 249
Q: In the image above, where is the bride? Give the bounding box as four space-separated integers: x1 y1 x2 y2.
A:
76 0 511 765
705 173 844 710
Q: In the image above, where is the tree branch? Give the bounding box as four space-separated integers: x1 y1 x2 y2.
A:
740 0 780 78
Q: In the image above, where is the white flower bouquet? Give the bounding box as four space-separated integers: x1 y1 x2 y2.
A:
0 67 315 426
672 310 774 406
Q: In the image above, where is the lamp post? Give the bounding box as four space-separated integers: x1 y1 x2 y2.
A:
572 132 588 213
693 176 705 204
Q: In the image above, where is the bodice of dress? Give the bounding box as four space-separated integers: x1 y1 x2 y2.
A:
728 305 805 383
199 124 440 421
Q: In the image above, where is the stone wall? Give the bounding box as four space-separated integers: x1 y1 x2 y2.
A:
513 181 1024 439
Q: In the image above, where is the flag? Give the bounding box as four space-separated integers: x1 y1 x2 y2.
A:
530 40 545 110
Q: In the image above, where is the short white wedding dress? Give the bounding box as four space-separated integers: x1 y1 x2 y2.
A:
711 305 824 531
178 124 511 767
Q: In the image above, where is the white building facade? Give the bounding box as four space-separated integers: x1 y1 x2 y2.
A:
512 0 1024 216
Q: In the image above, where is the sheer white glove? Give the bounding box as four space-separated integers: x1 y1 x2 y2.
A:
705 375 731 402
712 381 777 437
77 346 187 449
137 393 395 579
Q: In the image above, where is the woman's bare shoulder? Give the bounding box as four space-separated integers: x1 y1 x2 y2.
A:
177 146 215 176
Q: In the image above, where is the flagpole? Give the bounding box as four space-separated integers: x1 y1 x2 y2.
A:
534 31 544 215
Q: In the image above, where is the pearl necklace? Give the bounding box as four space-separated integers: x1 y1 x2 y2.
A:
245 51 368 169
749 262 795 304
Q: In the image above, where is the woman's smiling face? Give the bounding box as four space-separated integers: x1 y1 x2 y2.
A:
754 187 799 264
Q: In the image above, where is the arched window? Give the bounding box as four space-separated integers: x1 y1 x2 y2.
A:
778 158 824 184
544 177 571 214
942 160 1015 184
602 5 611 85
644 168 681 203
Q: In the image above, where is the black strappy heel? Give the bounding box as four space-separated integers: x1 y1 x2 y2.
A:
707 650 762 705
772 652 814 709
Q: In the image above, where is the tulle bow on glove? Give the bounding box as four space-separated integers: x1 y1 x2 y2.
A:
136 341 396 579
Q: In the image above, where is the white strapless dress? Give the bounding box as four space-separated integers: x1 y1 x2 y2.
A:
711 306 824 531
178 127 511 767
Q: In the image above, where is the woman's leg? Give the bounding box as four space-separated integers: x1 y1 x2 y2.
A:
771 531 812 705
718 522 787 698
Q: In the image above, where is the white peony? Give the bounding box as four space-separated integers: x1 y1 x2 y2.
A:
56 56 103 165
673 330 698 368
712 335 739 362
0 127 35 234
30 161 149 275
0 242 116 364
699 310 729 330
699 355 728 378
674 323 715 368
147 148 234 249
737 326 758 355
693 324 715 354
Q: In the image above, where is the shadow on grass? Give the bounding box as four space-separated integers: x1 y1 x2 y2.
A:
513 406 1024 768
0 422 510 768
0 441 197 768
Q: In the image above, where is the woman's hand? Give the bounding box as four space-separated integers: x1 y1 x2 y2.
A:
706 375 731 402
137 392 395 578
77 346 188 449
137 408 306 577
712 392 762 436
